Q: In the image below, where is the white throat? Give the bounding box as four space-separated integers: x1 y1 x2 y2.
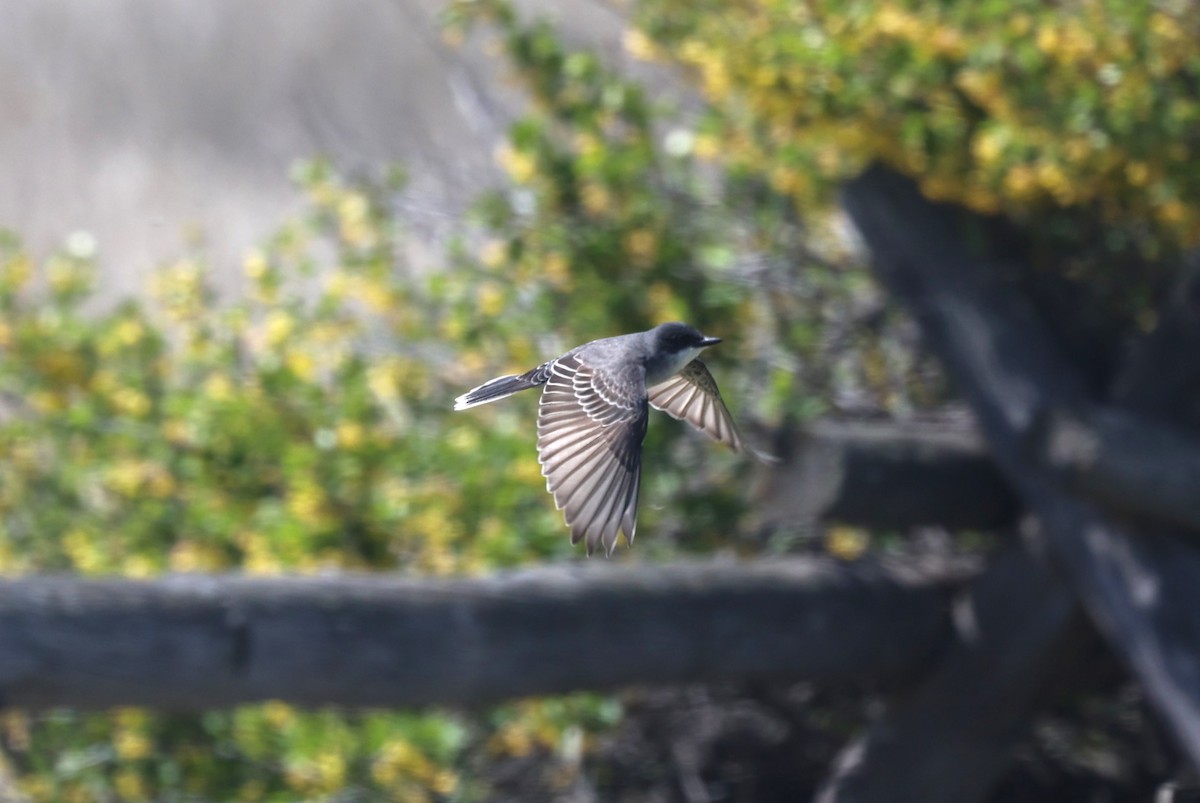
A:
648 346 702 386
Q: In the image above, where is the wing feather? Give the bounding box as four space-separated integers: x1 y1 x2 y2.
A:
647 359 743 452
537 353 648 555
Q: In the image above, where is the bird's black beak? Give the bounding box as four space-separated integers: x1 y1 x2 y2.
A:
700 336 722 347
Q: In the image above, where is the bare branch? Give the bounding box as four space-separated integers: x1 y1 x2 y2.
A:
1038 404 1200 532
842 164 1200 768
757 417 1017 531
816 546 1089 803
0 557 974 711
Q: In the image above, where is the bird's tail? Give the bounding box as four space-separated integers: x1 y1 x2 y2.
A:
453 368 546 410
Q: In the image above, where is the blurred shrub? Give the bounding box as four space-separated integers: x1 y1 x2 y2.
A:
0 0 990 797
633 0 1200 267
0 157 647 800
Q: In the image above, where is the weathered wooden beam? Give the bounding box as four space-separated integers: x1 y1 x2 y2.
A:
816 546 1088 803
758 417 1017 531
0 556 974 711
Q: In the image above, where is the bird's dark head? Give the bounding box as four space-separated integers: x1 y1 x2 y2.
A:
652 322 721 353
645 322 722 384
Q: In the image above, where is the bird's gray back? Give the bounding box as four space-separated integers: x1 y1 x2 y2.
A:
565 331 651 367
558 332 653 408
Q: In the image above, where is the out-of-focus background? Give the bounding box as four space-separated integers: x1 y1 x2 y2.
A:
0 0 629 296
1 0 1198 800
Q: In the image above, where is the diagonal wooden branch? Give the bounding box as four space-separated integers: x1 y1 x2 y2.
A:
841 163 1200 768
815 546 1090 803
0 556 975 711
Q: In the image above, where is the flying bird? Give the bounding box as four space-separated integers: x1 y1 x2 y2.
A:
453 322 742 556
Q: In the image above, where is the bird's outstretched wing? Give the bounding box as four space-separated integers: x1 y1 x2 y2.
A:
536 352 647 556
647 359 743 452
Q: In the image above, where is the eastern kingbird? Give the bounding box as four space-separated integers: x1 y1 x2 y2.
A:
454 322 742 556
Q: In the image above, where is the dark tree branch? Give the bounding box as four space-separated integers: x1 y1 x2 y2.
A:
816 546 1090 803
757 417 1017 531
754 407 1200 535
0 557 975 711
1037 404 1200 533
1110 260 1200 427
840 164 1200 770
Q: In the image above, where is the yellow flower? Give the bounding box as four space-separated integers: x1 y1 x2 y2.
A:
645 282 685 322
1159 199 1188 225
315 750 347 791
373 738 436 784
3 712 30 751
29 390 64 413
355 277 393 312
0 252 32 288
581 184 612 216
261 700 296 729
478 282 505 317
693 134 720 161
169 540 224 572
264 310 295 347
495 144 537 183
622 28 659 61
678 38 708 64
64 529 103 573
112 387 152 417
431 770 459 795
1036 25 1059 55
826 526 869 560
491 722 534 757
326 270 351 300
163 418 191 444
930 25 966 57
125 555 157 578
338 193 370 225
244 538 283 575
288 483 326 522
243 249 269 281
115 729 153 760
1126 161 1150 186
573 132 602 158
624 228 659 266
204 374 234 402
336 421 366 449
769 165 802 195
497 457 537 486
115 318 145 346
285 350 316 381
1149 11 1184 44
47 257 89 295
35 349 86 385
1003 164 1038 200
367 360 400 401
971 128 1006 166
1007 13 1032 36
480 240 507 268
543 252 571 288
113 769 148 801
1035 160 1070 201
107 459 147 496
239 780 267 802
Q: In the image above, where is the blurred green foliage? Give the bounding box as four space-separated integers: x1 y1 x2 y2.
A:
4 0 1182 797
0 154 643 799
634 0 1200 263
